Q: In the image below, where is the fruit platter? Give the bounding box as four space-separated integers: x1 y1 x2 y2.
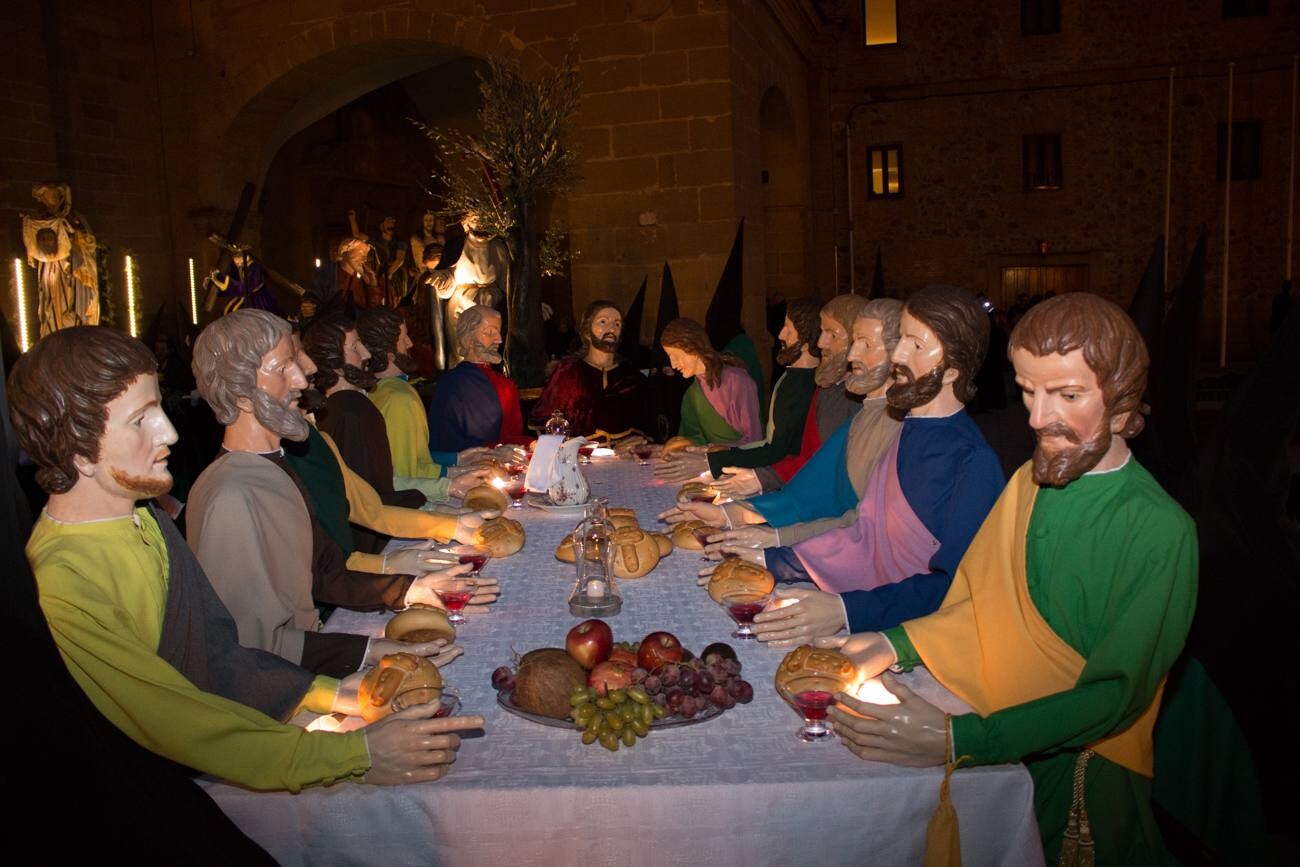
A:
492 619 755 751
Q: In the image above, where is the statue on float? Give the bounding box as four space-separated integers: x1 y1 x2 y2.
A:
21 182 99 335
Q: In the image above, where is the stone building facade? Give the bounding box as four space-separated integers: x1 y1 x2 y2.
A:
2 0 1294 368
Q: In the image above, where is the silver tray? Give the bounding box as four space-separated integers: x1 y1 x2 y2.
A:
496 688 724 730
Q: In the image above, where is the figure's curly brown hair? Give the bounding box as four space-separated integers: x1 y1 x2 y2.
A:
903 285 990 404
8 326 156 493
659 318 744 390
1009 292 1150 438
784 297 823 358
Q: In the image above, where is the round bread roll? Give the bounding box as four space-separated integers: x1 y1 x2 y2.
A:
661 435 694 457
384 604 456 644
676 481 718 506
474 516 525 557
607 506 638 522
358 652 443 723
706 557 776 604
671 519 719 550
463 483 508 512
609 525 662 579
652 532 673 556
555 533 577 563
774 644 857 697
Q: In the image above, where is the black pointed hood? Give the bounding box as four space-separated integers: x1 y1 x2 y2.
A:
619 275 649 366
705 219 745 349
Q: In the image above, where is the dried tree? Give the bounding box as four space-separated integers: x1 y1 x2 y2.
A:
417 55 580 386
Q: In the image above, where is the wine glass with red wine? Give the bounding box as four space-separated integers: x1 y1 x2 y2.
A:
717 587 773 640
777 674 838 742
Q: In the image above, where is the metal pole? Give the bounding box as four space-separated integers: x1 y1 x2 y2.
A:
1163 67 1174 290
1286 55 1298 282
1220 62 1234 368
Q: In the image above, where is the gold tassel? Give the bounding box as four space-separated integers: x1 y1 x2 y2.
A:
924 715 971 867
1058 749 1096 867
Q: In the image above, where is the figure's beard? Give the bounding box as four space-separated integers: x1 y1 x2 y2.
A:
1031 421 1112 487
297 387 327 416
394 352 420 376
473 343 503 364
591 333 619 353
814 348 850 388
775 339 803 367
111 463 172 499
342 363 378 391
886 363 946 412
845 360 891 396
252 388 309 442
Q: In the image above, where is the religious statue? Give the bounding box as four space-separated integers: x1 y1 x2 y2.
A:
21 182 99 335
428 213 510 366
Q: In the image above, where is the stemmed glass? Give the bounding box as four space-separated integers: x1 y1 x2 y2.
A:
578 443 595 464
633 444 654 466
693 525 723 561
717 587 774 640
504 474 527 509
777 674 838 742
433 577 474 626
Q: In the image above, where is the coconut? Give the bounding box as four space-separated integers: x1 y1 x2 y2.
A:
514 648 586 719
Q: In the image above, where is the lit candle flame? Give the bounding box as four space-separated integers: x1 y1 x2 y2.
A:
849 675 900 706
490 476 507 490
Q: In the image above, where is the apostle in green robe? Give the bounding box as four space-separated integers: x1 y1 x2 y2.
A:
660 318 761 446
824 294 1195 865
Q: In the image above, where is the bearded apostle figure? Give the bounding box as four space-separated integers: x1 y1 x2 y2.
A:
528 299 650 437
825 293 1195 865
21 182 99 335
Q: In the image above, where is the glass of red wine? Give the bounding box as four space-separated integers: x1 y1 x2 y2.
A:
633 444 654 466
717 587 773 640
451 544 491 581
578 443 595 464
777 674 837 742
505 462 526 477
692 525 722 561
505 476 527 509
434 577 475 625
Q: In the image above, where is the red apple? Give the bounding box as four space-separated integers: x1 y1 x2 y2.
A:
608 647 638 668
637 631 684 672
565 619 613 670
588 660 634 695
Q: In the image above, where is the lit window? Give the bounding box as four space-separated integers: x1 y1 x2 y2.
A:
1216 120 1262 181
1021 0 1061 35
867 144 903 199
1023 133 1063 191
864 0 898 46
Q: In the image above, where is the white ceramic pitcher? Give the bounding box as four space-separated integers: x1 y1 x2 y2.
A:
547 438 590 506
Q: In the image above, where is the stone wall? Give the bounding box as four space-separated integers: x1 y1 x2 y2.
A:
0 1 172 340
828 0 1299 366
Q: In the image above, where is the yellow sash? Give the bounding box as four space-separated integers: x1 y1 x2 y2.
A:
904 463 1161 777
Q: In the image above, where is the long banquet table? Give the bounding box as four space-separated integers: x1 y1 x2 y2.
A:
201 458 1043 866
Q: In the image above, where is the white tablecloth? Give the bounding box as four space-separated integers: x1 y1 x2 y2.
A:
202 459 1043 866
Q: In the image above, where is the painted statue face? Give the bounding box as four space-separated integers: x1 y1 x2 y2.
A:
845 317 891 396
397 322 414 356
664 346 705 379
342 329 372 370
422 212 436 233
342 243 370 272
469 311 504 364
79 373 178 500
1012 347 1118 485
589 307 622 352
815 311 851 387
886 309 952 411
381 216 397 233
257 334 308 411
776 316 805 366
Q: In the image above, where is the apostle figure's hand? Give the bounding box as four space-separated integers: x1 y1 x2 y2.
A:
384 541 455 576
657 500 725 526
363 638 464 670
705 524 778 551
452 510 499 544
362 703 486 786
830 675 949 768
750 587 848 646
699 542 765 564
814 632 897 681
653 449 709 482
406 563 499 611
456 446 492 465
447 467 494 499
712 467 762 497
